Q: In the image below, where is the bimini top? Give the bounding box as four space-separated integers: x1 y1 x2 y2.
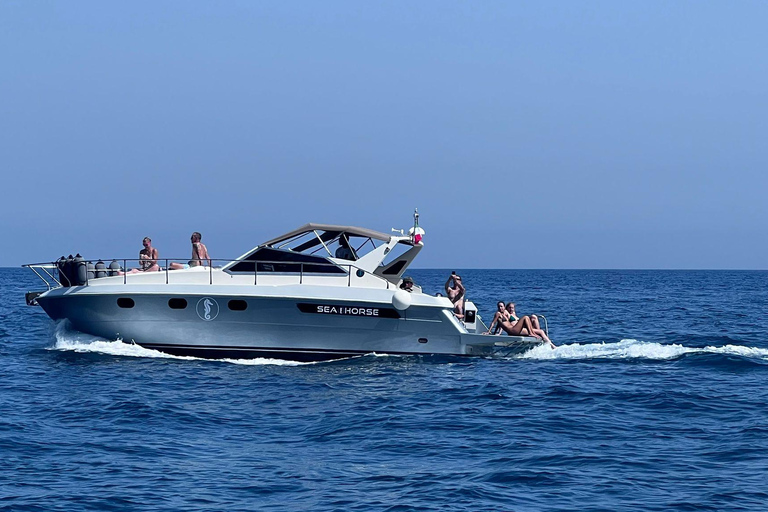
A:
223 222 420 278
263 223 392 247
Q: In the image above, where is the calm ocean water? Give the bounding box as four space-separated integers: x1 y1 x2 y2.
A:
2 267 767 511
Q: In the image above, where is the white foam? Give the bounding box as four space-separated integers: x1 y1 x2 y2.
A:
50 323 308 366
517 338 768 361
50 322 768 365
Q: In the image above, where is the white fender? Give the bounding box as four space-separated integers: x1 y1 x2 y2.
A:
392 289 412 310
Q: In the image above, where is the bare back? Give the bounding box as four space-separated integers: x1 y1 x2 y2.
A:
191 242 210 266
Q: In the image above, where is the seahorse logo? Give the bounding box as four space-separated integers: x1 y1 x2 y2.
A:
196 297 219 321
203 298 213 319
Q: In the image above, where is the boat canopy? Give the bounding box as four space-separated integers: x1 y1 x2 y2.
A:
263 223 392 247
223 223 409 274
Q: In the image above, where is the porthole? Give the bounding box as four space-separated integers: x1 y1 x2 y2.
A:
228 300 247 311
117 298 135 308
356 269 365 278
168 298 188 309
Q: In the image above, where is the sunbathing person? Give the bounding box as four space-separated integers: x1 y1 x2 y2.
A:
170 232 211 270
483 301 510 335
120 237 160 274
508 303 544 336
500 302 555 348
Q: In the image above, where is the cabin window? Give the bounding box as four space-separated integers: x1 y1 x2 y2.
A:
168 298 188 309
227 247 346 274
382 260 407 275
228 300 247 311
117 298 135 308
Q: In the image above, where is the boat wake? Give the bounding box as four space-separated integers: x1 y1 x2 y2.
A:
49 322 309 366
49 322 767 366
517 338 768 362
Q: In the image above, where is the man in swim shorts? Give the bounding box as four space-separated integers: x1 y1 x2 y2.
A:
170 232 211 269
445 272 465 319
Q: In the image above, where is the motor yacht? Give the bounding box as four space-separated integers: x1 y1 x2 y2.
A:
24 213 547 361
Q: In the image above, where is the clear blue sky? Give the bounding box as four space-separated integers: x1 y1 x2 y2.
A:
2 1 766 268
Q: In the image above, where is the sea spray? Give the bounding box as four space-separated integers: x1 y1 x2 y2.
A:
52 321 308 366
517 338 768 361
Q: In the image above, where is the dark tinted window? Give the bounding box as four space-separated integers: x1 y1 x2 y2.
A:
382 260 407 275
168 298 188 309
117 298 135 308
228 247 346 274
228 300 247 311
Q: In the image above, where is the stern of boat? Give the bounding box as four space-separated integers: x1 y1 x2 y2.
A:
461 333 545 357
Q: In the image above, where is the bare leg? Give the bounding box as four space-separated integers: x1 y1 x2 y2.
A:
529 327 555 348
500 316 538 337
530 328 551 343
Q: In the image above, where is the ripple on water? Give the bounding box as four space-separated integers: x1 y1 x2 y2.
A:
2 268 768 511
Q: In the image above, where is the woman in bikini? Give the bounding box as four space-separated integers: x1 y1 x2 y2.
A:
484 301 510 335
498 302 556 348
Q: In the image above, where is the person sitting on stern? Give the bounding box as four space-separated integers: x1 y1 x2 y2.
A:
483 301 510 335
499 302 555 348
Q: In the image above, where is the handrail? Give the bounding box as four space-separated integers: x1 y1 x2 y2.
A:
538 314 549 337
23 257 396 290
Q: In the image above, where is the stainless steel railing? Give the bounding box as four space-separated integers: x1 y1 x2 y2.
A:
23 258 395 290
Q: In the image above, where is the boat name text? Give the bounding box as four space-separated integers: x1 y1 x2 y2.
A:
297 303 400 318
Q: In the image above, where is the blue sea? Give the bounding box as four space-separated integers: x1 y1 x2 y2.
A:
2 268 767 511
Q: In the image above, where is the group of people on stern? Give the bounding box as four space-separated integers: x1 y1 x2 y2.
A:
436 272 556 348
122 232 210 274
485 300 555 348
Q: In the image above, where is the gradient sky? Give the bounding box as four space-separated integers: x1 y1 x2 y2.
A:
2 1 766 268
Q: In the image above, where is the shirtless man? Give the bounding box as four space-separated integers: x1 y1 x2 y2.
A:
445 272 466 319
120 237 160 274
170 232 211 269
139 237 160 271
